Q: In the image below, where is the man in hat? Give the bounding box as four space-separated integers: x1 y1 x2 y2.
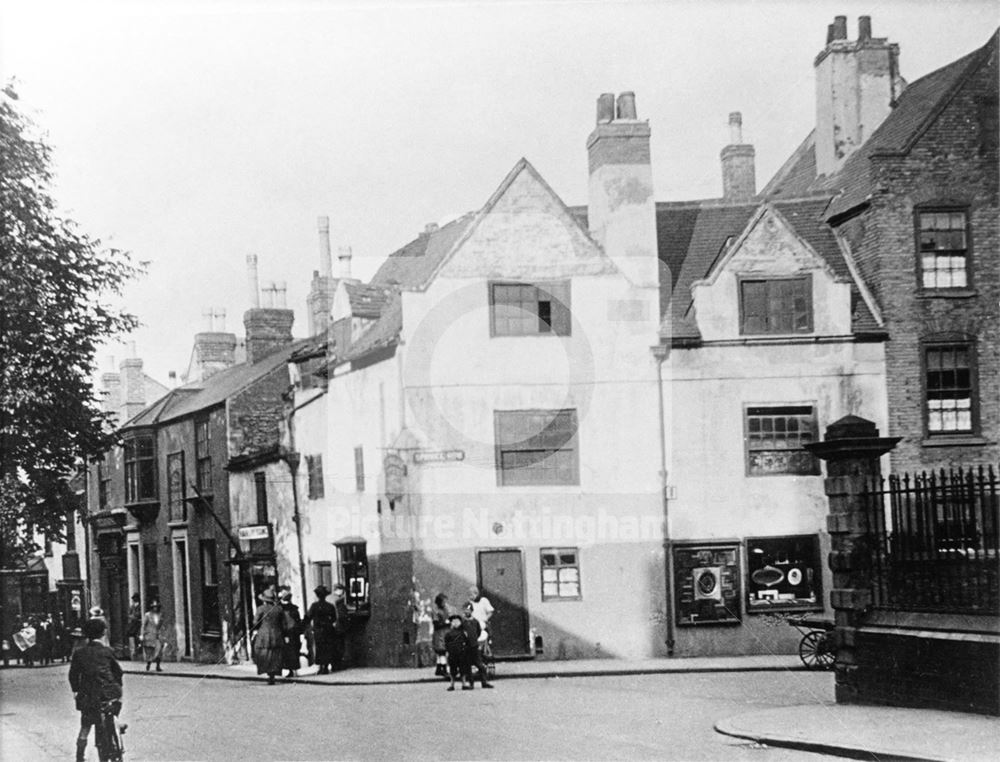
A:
277 586 303 678
69 617 123 762
304 585 337 675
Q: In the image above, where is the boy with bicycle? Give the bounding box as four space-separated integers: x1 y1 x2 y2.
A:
69 617 124 761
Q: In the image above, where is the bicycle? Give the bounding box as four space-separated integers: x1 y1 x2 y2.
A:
94 699 126 762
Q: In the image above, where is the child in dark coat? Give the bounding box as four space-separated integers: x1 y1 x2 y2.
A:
442 614 470 691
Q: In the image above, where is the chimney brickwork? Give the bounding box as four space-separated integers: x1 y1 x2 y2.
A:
244 308 294 365
586 91 658 288
721 111 757 202
814 15 903 177
119 356 146 422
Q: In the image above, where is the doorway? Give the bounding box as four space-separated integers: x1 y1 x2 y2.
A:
477 549 528 657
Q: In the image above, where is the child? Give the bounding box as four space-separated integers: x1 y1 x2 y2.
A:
69 618 124 762
461 603 493 689
442 613 470 691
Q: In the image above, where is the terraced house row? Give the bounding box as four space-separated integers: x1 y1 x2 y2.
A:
74 17 996 668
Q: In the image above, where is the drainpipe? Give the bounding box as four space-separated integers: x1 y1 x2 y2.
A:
282 439 309 614
652 343 675 656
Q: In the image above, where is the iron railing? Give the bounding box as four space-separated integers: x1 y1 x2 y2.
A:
865 465 998 614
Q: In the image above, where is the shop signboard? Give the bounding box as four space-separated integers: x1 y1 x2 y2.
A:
673 543 741 626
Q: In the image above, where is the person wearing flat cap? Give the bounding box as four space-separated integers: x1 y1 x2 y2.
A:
251 587 284 684
304 585 337 675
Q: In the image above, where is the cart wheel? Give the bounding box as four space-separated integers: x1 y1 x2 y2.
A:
799 630 836 670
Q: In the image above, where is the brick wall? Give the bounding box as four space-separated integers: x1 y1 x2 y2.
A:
854 631 1000 715
837 46 999 473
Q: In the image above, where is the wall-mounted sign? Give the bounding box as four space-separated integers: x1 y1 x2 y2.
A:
746 534 822 613
413 449 465 464
674 543 741 626
238 525 270 541
383 454 407 502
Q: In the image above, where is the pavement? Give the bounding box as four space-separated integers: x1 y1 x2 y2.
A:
116 654 999 761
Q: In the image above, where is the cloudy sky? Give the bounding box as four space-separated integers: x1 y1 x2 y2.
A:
3 0 996 384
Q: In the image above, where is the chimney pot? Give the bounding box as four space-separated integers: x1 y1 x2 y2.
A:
424 222 439 234
728 111 743 144
276 281 287 308
832 15 847 40
317 216 333 277
616 91 637 120
247 254 260 308
338 246 353 280
858 15 872 41
596 93 615 124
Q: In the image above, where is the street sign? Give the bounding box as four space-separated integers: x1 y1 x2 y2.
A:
413 449 465 464
237 525 270 541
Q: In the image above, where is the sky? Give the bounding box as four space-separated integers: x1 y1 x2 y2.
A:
2 0 997 385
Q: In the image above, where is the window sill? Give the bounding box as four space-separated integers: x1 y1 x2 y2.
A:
921 435 991 448
917 289 978 299
167 520 189 529
200 631 222 641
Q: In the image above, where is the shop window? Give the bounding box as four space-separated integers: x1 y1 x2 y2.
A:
495 409 579 486
925 343 974 435
739 276 812 335
917 210 969 289
167 452 186 523
745 405 820 476
124 433 156 503
335 541 369 613
306 455 325 500
195 416 212 494
200 539 221 636
746 535 822 613
540 548 581 600
673 543 741 626
490 281 571 337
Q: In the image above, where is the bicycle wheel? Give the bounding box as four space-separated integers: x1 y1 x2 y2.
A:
798 630 836 670
96 710 125 762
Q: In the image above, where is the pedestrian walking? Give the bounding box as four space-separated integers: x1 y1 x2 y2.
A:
330 583 350 671
37 614 54 665
304 585 336 675
88 606 110 647
431 593 454 678
68 618 123 762
251 588 285 685
278 586 303 678
126 593 142 659
461 603 493 689
443 613 471 691
141 601 166 672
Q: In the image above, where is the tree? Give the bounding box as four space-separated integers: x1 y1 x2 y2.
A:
0 84 141 567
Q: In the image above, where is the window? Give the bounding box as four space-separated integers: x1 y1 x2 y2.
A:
490 281 570 336
541 548 581 600
354 447 365 492
200 539 221 635
254 472 268 524
311 561 332 592
335 541 369 612
918 210 968 289
143 543 159 605
306 455 325 500
65 510 76 552
745 406 820 476
739 277 812 335
124 433 156 503
495 409 578 486
926 344 973 434
167 452 186 523
195 416 212 494
746 535 822 613
97 456 109 511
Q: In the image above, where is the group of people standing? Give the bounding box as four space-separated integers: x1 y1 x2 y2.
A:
251 583 349 684
3 613 67 667
432 586 495 691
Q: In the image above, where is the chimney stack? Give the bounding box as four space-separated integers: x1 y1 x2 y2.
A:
244 257 294 365
586 91 658 288
188 306 237 382
308 216 338 336
120 352 146 422
720 111 756 202
814 15 903 176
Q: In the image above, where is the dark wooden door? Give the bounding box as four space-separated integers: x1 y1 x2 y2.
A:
477 549 528 657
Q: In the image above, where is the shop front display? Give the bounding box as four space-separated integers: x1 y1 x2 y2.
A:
745 534 822 613
673 543 741 626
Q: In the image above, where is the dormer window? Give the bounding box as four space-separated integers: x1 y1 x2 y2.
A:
918 210 968 289
739 276 812 335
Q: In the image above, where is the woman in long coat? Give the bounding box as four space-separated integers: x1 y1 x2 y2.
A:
304 585 337 675
278 587 303 678
141 601 166 671
251 588 285 685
